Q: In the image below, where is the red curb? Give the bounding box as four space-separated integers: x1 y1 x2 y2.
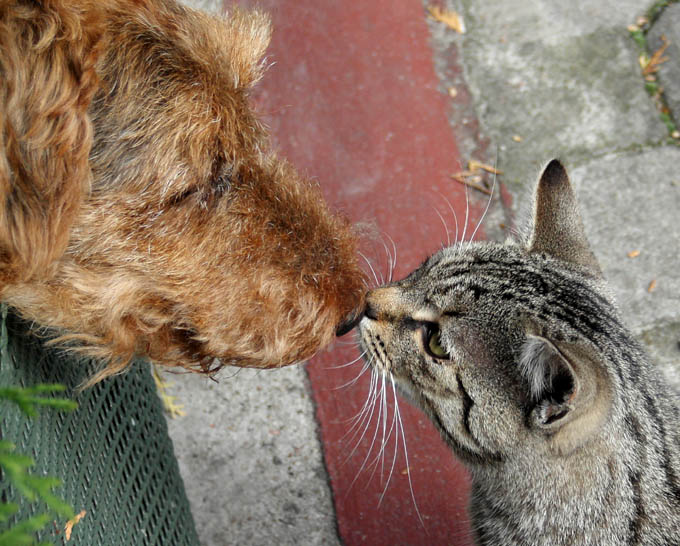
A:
239 1 484 543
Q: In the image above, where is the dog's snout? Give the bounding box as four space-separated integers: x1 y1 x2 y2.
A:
336 309 365 337
363 301 378 321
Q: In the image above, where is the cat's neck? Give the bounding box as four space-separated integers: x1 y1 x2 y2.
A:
469 365 680 546
470 444 627 545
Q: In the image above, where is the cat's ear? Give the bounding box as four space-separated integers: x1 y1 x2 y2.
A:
528 159 601 275
520 335 612 454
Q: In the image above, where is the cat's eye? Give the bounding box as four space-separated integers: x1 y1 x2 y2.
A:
423 324 449 359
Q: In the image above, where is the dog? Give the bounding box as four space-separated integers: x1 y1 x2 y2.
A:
0 0 366 384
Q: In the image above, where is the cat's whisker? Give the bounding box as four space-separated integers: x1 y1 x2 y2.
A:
374 236 392 285
365 370 391 484
467 149 499 251
341 364 378 429
326 348 367 369
392 376 425 528
460 183 470 244
332 359 370 390
468 170 497 247
344 370 383 488
434 190 461 249
381 230 398 284
376 232 394 279
358 250 381 288
341 369 380 467
380 239 393 284
434 206 451 248
353 372 389 489
379 370 389 481
378 374 402 506
375 372 399 486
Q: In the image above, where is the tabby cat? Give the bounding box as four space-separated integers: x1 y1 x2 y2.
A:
358 160 680 544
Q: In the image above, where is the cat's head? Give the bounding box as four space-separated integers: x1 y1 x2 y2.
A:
358 160 620 462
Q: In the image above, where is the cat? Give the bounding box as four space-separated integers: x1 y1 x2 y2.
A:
357 160 680 545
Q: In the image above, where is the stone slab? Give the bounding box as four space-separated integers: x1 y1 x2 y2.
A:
450 0 665 190
569 146 680 334
163 368 340 546
461 28 666 189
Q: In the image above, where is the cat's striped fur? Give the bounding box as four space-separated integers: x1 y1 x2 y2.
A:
358 160 680 544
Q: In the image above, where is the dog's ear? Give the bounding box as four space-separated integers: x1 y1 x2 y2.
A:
0 4 103 285
222 9 272 88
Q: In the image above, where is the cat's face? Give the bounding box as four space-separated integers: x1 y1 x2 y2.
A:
358 160 617 463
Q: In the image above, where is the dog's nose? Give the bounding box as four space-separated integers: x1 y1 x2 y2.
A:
336 309 365 337
363 300 378 321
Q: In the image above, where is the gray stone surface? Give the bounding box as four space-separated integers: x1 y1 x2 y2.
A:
163 367 340 546
648 3 680 125
181 0 224 13
456 1 666 189
569 147 680 332
460 0 649 44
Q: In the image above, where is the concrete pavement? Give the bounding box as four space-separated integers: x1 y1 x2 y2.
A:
168 0 680 544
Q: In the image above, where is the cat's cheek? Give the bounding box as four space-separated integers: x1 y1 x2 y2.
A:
464 373 527 453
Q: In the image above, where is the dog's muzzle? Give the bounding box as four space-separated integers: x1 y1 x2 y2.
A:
335 309 365 337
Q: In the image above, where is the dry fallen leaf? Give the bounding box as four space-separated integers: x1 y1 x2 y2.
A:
512 135 523 142
641 35 670 76
627 250 640 258
65 510 87 541
468 159 503 175
448 86 458 98
648 279 657 293
450 173 493 195
450 158 501 196
427 5 465 33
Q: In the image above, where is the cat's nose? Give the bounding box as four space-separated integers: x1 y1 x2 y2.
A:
336 308 365 336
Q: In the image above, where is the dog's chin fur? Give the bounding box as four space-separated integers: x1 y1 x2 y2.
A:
0 0 367 384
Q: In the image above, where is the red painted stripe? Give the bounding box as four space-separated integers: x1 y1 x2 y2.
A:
237 1 484 543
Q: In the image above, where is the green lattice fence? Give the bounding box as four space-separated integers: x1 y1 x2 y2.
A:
0 307 199 545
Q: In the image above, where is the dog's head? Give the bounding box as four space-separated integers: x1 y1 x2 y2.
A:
0 0 366 381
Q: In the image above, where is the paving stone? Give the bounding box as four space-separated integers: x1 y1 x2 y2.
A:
460 0 648 45
569 146 680 333
460 28 666 189
163 367 340 546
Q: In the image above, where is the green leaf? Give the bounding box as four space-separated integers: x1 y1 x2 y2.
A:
630 29 646 50
0 513 51 546
0 385 78 417
0 502 19 522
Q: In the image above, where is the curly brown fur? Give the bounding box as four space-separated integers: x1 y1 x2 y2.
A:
0 0 366 383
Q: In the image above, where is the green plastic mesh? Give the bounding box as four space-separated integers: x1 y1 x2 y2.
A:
0 307 200 545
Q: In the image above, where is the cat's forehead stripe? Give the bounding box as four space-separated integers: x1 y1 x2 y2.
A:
421 246 638 388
